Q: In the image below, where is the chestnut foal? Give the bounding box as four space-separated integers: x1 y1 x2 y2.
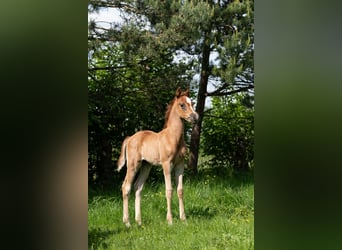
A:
117 88 198 227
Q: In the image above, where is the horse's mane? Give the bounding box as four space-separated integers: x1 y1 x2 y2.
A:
163 89 189 129
163 97 176 129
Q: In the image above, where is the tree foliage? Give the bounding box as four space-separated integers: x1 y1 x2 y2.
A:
88 23 193 187
202 93 254 173
88 0 254 186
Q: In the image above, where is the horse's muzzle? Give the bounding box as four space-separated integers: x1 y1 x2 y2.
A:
189 112 199 124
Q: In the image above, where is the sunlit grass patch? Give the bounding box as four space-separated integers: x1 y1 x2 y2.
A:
88 172 254 249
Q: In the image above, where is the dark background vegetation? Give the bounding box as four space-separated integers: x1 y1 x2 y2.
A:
1 0 342 250
88 0 254 189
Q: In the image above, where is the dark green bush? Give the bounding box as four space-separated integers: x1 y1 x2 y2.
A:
201 93 254 172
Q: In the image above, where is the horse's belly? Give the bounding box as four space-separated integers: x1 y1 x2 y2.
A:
141 150 160 165
141 141 161 165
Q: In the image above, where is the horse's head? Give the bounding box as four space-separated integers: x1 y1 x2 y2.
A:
174 88 199 124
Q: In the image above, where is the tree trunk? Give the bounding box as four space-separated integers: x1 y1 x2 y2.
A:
188 32 211 175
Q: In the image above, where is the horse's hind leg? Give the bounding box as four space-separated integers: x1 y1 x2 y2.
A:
122 159 140 227
134 162 152 226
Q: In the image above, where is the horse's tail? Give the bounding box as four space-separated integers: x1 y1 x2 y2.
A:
117 136 130 172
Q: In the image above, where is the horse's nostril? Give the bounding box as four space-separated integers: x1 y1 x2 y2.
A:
190 113 199 122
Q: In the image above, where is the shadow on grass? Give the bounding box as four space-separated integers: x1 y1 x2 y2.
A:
89 185 121 198
187 167 254 189
187 205 217 220
88 227 124 249
89 167 254 200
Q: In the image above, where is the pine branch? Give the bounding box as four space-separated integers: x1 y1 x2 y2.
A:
206 82 230 96
88 66 128 72
207 85 254 97
88 72 99 82
89 0 135 12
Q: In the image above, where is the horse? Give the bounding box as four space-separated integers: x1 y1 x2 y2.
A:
117 87 199 227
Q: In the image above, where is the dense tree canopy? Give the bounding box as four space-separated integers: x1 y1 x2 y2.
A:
202 93 254 173
88 0 254 187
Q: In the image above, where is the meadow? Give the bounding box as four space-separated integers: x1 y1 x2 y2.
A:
88 168 254 249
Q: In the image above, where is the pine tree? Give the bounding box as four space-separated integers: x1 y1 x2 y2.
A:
88 0 254 176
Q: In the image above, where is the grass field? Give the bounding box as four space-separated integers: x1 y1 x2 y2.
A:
88 169 254 249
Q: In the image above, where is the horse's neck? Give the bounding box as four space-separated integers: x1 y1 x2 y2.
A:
163 107 184 143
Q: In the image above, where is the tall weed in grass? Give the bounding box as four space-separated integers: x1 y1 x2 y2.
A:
88 169 254 249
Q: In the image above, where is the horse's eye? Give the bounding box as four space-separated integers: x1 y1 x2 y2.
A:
180 103 186 110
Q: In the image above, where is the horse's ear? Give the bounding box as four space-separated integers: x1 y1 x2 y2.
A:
175 87 182 97
183 89 189 97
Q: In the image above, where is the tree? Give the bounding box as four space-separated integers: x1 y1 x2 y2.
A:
88 0 254 178
88 5 194 187
187 0 254 174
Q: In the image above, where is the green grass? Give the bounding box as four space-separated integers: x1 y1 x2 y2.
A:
88 171 254 249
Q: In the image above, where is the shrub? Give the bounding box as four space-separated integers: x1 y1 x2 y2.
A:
201 93 254 172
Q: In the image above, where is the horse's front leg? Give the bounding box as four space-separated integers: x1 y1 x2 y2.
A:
162 161 173 225
174 161 186 221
